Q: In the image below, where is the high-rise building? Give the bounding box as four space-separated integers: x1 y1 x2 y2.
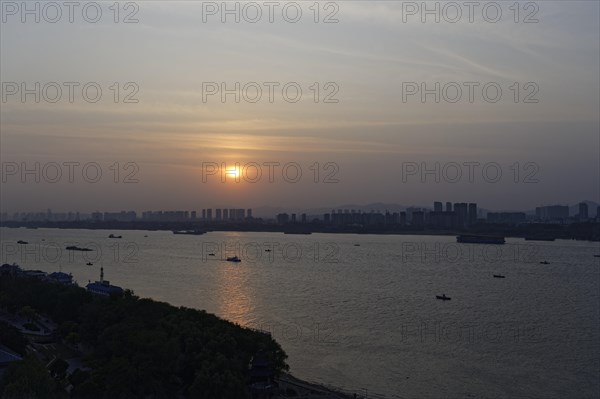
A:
206 209 212 221
487 212 526 225
434 201 443 212
247 209 253 219
229 208 236 221
400 212 407 226
445 202 452 212
277 213 289 224
291 213 297 223
454 203 468 228
222 209 228 220
579 202 588 221
535 205 569 221
191 211 197 220
202 209 206 220
468 203 477 225
236 209 245 221
216 209 222 221
412 211 424 227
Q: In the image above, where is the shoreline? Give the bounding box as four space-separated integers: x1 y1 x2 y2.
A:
0 266 369 398
2 222 599 242
279 373 361 399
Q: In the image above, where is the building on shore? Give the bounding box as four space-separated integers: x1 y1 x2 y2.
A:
486 212 527 225
535 205 569 222
0 345 23 370
578 202 589 221
86 268 123 297
48 271 74 285
248 350 277 399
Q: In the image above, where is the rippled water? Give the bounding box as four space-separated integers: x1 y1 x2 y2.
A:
1 228 599 398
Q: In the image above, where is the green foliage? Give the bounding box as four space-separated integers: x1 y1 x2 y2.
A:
49 358 69 380
0 356 67 399
0 275 288 398
68 368 90 386
22 322 40 331
0 320 27 355
19 305 38 322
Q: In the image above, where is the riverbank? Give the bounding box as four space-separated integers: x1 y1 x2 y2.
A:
2 220 599 241
278 373 367 398
0 268 368 398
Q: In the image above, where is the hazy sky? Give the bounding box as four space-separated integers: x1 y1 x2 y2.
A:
1 1 598 213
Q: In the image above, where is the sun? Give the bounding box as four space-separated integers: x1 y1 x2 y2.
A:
224 166 241 180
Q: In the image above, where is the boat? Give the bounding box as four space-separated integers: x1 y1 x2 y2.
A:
66 246 93 252
264 249 272 252
208 253 215 256
539 261 550 265
226 256 241 262
86 262 93 266
594 255 600 258
173 230 206 235
108 234 122 239
436 294 451 301
524 236 555 241
17 240 28 244
144 235 148 237
493 274 506 278
456 235 505 244
354 244 360 246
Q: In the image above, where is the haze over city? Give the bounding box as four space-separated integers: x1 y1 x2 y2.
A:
1 1 598 213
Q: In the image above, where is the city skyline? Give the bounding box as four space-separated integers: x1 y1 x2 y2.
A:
3 199 598 222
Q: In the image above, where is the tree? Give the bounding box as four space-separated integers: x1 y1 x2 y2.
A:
0 320 27 355
0 356 67 399
19 305 38 323
49 358 69 380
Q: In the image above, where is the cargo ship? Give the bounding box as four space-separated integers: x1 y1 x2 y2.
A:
173 230 206 235
456 235 505 245
524 236 555 241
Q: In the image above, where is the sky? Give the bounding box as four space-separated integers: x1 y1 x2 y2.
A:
1 1 599 213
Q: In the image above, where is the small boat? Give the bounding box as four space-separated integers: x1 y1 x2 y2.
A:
208 253 215 256
594 255 600 258
493 274 506 278
539 261 550 265
17 240 28 244
86 262 93 266
108 234 122 239
226 256 241 263
144 235 148 237
264 249 272 252
354 244 360 246
436 294 451 301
